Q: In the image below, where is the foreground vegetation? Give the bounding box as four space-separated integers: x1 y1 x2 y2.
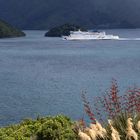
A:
1 113 140 140
0 19 25 38
0 115 77 140
78 79 140 140
1 80 140 140
77 113 140 140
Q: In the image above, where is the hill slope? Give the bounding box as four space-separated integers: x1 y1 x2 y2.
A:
0 0 139 29
0 19 25 38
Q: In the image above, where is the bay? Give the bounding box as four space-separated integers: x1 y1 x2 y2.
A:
0 29 140 126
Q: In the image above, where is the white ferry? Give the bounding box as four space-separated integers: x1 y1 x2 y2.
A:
62 30 119 40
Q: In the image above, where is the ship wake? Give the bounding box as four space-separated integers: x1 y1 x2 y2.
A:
118 38 140 41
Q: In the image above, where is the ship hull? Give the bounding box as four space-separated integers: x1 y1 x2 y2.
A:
63 36 119 40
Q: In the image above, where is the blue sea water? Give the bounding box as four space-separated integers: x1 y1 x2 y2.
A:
0 29 140 126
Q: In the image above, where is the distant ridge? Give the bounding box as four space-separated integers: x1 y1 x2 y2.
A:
0 0 139 29
0 19 25 38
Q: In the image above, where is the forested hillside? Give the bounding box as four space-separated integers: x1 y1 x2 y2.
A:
0 0 139 29
0 19 25 38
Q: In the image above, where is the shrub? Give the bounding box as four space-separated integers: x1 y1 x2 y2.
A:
36 115 77 140
0 115 77 140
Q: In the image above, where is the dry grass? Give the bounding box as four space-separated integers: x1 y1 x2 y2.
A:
77 115 140 140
